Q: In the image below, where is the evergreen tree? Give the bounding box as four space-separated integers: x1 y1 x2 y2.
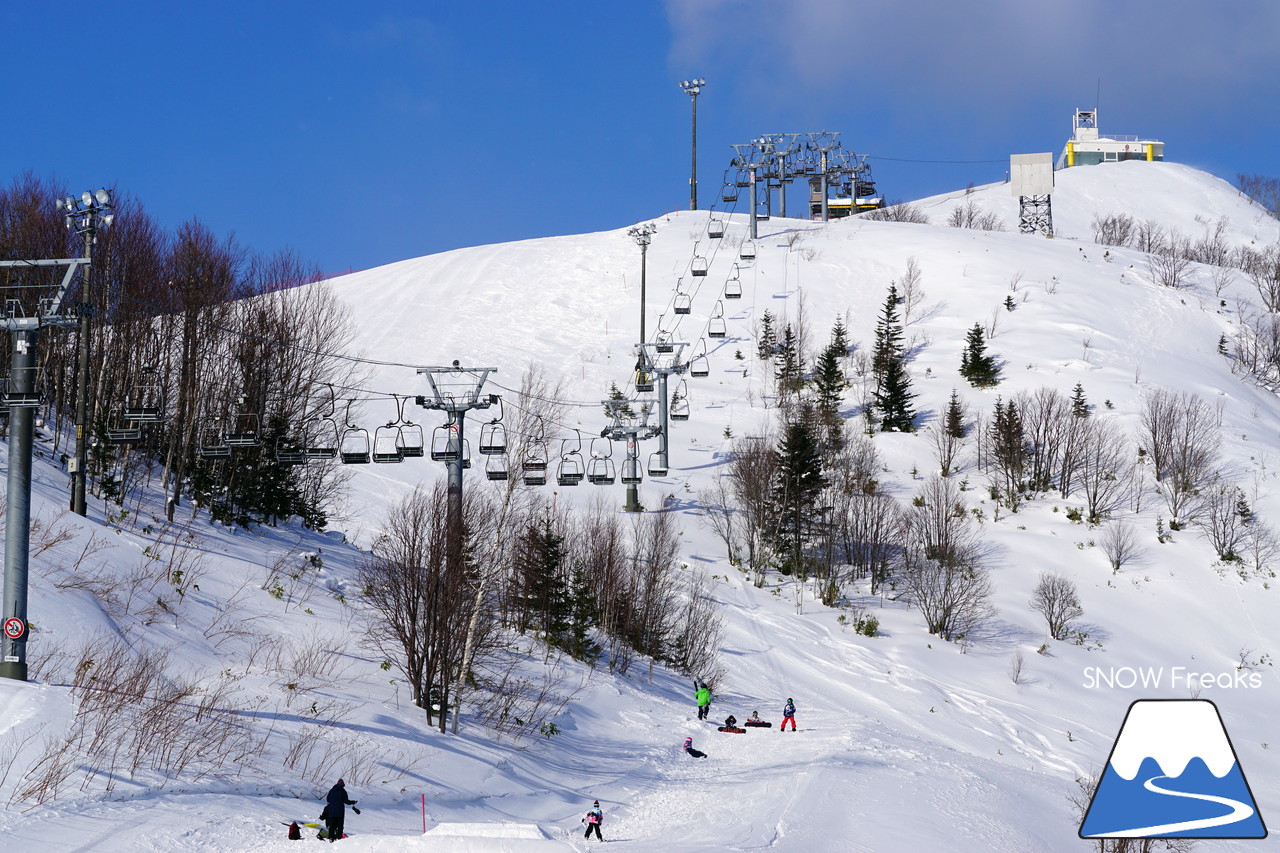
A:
988 397 1027 508
774 324 803 394
944 389 966 439
830 316 850 358
872 284 916 431
772 409 827 575
606 381 634 419
1070 382 1090 418
812 341 846 428
513 515 569 639
757 310 777 361
959 323 999 387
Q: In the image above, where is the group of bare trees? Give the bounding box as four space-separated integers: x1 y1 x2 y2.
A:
0 173 357 528
359 478 724 732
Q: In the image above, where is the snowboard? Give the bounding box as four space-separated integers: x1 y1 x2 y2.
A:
717 726 746 733
743 720 772 728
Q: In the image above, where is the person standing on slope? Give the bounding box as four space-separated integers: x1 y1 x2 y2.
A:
323 778 359 842
582 799 605 841
780 697 797 731
695 679 711 721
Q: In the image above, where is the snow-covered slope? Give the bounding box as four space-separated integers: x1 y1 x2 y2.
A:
2 161 1279 851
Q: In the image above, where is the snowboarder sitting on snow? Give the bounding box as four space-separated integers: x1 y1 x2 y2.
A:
724 714 737 728
780 698 797 731
582 800 605 841
749 711 760 722
323 778 359 842
683 736 707 758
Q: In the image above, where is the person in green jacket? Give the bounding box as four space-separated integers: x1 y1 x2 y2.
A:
694 677 711 720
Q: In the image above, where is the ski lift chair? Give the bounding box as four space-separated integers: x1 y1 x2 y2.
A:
691 256 709 277
620 458 642 485
674 294 692 315
306 417 339 460
339 426 371 464
740 241 757 261
647 452 668 478
372 423 405 463
708 219 725 239
106 411 143 445
224 412 260 447
198 425 231 459
485 453 509 481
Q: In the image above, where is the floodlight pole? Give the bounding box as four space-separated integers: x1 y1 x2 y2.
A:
627 224 656 345
63 191 114 517
680 79 705 210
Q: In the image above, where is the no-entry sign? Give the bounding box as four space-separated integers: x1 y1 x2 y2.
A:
3 618 25 640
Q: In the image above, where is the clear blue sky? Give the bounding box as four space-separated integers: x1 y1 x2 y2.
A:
4 1 1277 276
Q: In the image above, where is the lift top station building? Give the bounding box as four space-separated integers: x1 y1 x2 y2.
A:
1057 108 1164 168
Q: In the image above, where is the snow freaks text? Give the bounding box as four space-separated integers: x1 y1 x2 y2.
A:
1082 667 1263 690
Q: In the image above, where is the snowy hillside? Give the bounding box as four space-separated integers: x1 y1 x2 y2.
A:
2 160 1279 851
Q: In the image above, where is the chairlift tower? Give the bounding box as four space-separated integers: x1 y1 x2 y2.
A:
731 141 771 239
0 233 96 682
415 362 496 571
639 341 688 478
806 133 842 222
1010 153 1055 237
760 133 800 218
601 399 662 513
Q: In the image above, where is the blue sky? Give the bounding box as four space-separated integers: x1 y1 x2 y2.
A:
4 1 1277 276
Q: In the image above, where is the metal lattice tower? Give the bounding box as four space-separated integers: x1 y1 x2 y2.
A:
1010 153 1056 238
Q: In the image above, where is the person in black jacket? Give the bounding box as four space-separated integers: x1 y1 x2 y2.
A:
324 779 359 842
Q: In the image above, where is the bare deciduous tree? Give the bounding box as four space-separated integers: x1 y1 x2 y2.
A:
1030 572 1084 640
1139 389 1221 525
1197 480 1250 561
1099 519 1142 573
899 476 995 641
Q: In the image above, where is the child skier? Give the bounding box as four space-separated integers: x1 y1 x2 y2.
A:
780 698 797 731
683 736 707 758
582 800 605 841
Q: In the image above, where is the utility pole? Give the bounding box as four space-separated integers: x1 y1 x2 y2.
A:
61 190 114 516
679 78 705 210
0 247 93 681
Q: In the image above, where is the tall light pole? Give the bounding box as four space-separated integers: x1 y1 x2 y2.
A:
627 223 657 391
679 78 705 211
60 189 114 516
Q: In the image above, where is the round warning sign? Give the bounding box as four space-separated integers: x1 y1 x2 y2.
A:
3 618 26 640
